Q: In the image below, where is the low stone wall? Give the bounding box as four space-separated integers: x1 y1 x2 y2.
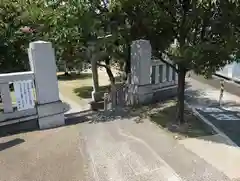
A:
152 85 177 101
129 84 177 105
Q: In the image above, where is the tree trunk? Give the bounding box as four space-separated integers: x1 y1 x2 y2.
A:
124 43 131 80
64 62 70 76
91 55 99 93
176 67 186 124
105 58 115 85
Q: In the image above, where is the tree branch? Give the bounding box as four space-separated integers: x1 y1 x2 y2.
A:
159 52 179 72
96 62 107 68
152 0 179 38
200 2 212 41
96 61 115 84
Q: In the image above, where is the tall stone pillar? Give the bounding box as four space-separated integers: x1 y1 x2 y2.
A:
130 40 152 104
131 40 152 85
28 41 65 129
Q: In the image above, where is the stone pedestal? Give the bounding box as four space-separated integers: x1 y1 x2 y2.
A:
28 41 65 129
37 101 65 129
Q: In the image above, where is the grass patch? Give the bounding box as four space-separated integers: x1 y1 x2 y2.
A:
149 102 215 139
73 85 110 99
58 69 123 107
57 72 92 81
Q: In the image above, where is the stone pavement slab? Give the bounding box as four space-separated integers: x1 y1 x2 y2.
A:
81 121 182 181
0 125 85 181
58 84 235 181
79 117 231 181
179 134 240 180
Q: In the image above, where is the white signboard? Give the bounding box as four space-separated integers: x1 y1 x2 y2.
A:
14 80 35 111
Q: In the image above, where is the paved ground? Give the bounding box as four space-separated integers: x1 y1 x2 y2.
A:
63 89 233 181
79 116 232 181
186 76 240 146
190 73 240 97
0 124 85 181
1 73 239 181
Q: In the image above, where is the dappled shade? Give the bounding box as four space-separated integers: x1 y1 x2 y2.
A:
149 105 215 138
57 73 92 81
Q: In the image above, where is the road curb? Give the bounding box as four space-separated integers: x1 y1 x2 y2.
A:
185 101 238 147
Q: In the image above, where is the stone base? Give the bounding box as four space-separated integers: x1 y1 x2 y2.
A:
152 85 177 101
37 101 65 129
133 85 177 105
38 113 65 129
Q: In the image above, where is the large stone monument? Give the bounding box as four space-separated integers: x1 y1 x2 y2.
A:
28 41 65 129
129 39 178 104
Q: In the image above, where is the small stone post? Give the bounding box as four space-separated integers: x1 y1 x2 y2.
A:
104 93 108 113
111 86 116 109
28 41 65 129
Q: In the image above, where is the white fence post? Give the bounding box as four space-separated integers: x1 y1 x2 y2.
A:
28 41 65 129
0 83 13 113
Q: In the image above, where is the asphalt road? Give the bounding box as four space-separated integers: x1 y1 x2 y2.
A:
186 76 240 146
190 73 240 97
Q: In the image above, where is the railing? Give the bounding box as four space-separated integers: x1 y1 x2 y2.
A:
150 59 178 89
0 71 37 122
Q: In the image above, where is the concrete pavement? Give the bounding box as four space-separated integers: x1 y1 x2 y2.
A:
62 90 232 181
0 80 237 181
80 117 231 181
0 114 234 181
0 124 86 181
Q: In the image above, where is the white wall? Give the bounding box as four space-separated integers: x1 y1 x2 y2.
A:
216 62 240 81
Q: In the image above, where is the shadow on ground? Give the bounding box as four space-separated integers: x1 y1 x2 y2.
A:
0 138 24 152
185 83 240 146
57 73 92 81
149 105 215 139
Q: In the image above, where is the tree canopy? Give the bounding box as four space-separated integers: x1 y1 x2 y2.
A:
110 0 240 122
2 0 240 122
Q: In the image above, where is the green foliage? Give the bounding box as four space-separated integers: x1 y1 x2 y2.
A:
2 0 240 77
0 0 48 73
111 0 240 75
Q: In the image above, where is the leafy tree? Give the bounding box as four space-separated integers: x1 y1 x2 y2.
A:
0 0 50 73
111 0 240 123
